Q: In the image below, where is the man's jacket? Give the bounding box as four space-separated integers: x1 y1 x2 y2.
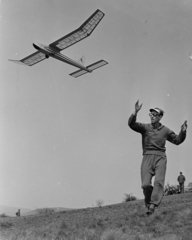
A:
128 114 186 156
177 175 186 183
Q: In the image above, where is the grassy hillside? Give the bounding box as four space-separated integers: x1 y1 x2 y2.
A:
0 193 192 240
22 207 74 216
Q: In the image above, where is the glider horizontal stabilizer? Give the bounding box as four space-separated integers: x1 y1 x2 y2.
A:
69 60 108 78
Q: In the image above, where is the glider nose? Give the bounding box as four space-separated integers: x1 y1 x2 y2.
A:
33 43 40 50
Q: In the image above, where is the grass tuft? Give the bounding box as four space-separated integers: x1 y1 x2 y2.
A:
1 221 13 228
101 229 129 240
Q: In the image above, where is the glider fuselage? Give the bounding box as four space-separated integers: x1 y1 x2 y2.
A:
33 43 92 72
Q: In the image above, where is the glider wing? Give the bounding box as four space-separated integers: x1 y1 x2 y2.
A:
49 9 104 51
9 51 47 66
69 60 108 78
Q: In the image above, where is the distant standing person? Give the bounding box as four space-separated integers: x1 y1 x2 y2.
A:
128 100 187 215
16 209 20 217
177 172 186 193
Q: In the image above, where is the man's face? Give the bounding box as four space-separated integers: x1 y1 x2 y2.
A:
149 111 162 124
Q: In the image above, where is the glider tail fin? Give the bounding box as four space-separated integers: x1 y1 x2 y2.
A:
69 60 108 78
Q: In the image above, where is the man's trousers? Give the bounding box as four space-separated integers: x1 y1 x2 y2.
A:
141 154 167 207
179 182 185 193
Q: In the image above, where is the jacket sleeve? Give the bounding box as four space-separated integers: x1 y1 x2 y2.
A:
167 130 186 145
128 114 146 133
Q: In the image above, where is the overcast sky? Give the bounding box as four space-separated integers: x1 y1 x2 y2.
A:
0 0 192 210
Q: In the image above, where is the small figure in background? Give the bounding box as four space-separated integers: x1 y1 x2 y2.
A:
16 209 20 217
177 172 186 193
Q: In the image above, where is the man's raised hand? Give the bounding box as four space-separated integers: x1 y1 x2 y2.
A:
134 100 142 115
181 120 187 132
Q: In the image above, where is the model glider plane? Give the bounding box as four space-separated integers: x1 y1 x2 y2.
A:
9 9 108 78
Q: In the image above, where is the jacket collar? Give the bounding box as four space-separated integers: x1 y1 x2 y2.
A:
149 123 164 130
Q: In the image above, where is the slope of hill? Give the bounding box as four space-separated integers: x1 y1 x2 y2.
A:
0 193 192 240
0 205 33 217
22 207 74 216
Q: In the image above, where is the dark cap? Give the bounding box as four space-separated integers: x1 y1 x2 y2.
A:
149 108 164 116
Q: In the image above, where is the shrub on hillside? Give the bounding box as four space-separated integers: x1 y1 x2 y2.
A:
164 184 179 196
95 199 104 207
184 184 192 193
0 213 8 218
36 208 55 214
123 193 137 202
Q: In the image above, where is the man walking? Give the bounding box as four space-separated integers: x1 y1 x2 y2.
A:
177 172 186 193
128 100 187 215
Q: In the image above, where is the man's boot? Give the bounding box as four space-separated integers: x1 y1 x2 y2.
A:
143 185 153 209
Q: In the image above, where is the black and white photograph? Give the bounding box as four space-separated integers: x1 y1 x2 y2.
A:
0 0 192 239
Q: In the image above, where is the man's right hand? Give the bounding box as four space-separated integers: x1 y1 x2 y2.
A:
134 100 142 115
